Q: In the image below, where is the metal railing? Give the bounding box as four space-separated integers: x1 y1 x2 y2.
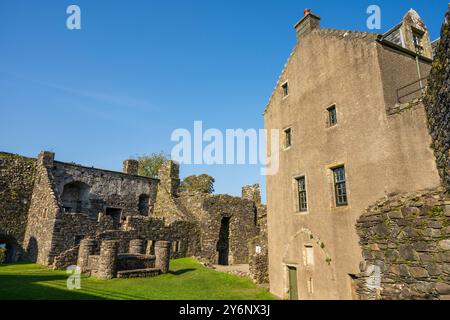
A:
396 75 430 104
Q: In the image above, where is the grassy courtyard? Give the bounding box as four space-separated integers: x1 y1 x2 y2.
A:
0 258 275 300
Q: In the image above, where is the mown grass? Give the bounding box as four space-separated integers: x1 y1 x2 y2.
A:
0 258 275 300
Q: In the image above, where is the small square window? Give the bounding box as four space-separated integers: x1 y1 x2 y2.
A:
284 128 292 149
327 105 337 126
281 82 289 97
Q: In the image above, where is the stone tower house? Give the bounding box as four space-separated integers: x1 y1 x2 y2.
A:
264 9 441 299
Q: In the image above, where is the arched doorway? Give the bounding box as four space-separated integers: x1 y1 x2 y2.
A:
217 217 231 265
61 181 90 214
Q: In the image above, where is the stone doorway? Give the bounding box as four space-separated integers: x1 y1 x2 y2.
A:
217 217 230 266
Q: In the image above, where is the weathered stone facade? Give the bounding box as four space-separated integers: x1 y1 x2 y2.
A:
356 189 450 300
423 8 450 193
0 152 35 262
0 150 266 281
355 7 450 300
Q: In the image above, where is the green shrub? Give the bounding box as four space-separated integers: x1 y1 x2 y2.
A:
0 248 6 264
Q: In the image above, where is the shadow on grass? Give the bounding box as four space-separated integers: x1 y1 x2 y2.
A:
0 274 107 300
168 268 196 276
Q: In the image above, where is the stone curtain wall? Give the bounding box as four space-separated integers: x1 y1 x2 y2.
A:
356 189 450 300
424 7 450 193
52 161 159 219
0 153 36 247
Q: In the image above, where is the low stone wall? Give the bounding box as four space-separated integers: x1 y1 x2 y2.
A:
356 188 450 300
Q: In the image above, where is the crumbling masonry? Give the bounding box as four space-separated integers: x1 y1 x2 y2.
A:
0 152 268 281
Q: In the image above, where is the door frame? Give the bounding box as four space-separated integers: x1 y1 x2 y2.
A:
284 263 299 300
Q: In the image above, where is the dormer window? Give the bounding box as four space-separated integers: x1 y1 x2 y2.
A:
412 28 424 54
281 82 289 98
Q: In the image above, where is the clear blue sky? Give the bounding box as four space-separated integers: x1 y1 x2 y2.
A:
0 0 448 200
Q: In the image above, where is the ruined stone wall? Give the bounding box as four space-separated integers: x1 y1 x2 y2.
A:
424 8 450 193
196 194 258 265
356 189 450 300
0 152 36 252
23 152 61 265
52 161 159 219
49 213 200 269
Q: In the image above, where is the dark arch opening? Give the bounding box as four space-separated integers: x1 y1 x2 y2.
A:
61 181 90 214
0 233 20 263
217 217 231 266
138 194 150 216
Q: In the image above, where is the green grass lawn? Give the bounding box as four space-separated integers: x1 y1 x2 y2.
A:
0 258 275 300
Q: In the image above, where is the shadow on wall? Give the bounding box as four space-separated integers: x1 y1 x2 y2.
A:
26 237 38 263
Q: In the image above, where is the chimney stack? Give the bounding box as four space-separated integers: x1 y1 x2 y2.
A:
294 9 321 42
123 159 139 176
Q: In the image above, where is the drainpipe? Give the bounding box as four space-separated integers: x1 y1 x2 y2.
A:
414 46 424 93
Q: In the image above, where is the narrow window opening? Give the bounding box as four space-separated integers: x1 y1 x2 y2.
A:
327 105 337 126
296 176 307 212
333 166 348 206
281 82 289 97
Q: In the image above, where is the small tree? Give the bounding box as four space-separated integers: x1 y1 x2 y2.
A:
137 152 169 178
180 174 215 194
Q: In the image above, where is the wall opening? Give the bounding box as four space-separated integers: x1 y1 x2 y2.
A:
61 181 90 214
138 194 150 216
0 234 19 263
105 208 122 229
217 217 231 266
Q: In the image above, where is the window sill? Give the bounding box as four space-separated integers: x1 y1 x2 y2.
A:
294 211 309 216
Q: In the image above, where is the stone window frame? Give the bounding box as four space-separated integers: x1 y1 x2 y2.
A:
411 26 425 53
327 162 351 210
292 173 309 215
332 165 348 207
326 104 338 127
281 81 289 99
283 127 293 150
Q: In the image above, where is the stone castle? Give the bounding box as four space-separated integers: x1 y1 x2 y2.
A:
264 7 449 300
0 151 268 281
1 6 449 299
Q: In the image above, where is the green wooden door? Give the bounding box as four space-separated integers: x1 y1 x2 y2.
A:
288 266 298 300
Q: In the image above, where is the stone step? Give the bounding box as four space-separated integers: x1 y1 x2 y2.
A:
117 268 161 279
